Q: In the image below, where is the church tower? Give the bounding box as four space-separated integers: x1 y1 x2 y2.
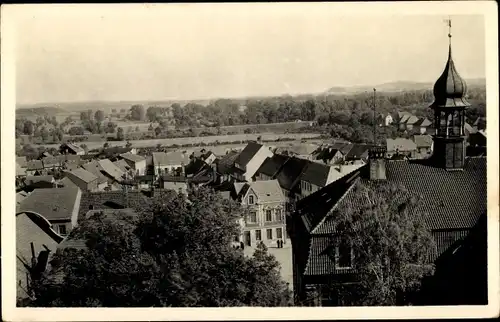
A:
430 19 470 170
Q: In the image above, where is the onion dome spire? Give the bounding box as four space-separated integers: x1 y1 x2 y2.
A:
430 18 470 109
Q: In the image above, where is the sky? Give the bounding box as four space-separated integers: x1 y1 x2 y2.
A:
13 4 486 105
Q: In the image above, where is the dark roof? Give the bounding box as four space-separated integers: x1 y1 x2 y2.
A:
255 154 290 178
18 186 81 221
299 157 486 277
329 142 353 155
431 44 470 109
274 156 309 191
216 151 240 174
300 161 332 187
345 144 372 160
234 142 263 168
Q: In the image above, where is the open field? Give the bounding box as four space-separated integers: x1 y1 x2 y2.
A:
30 132 323 150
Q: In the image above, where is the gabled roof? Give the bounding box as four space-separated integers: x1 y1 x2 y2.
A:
300 162 333 187
405 115 420 125
120 153 146 163
414 117 432 127
152 151 189 166
100 146 134 157
234 142 264 168
66 168 98 183
413 135 433 148
398 111 413 119
274 156 309 191
256 154 290 178
18 185 81 221
344 144 372 160
216 151 240 174
113 159 131 172
62 142 84 153
329 142 353 155
98 159 126 181
386 138 417 152
81 161 108 184
239 180 285 203
400 114 412 124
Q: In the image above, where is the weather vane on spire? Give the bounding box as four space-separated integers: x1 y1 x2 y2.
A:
444 16 452 42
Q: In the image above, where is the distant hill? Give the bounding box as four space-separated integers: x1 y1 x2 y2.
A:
16 106 67 116
326 78 486 95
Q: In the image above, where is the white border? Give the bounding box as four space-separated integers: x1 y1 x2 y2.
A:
2 2 499 321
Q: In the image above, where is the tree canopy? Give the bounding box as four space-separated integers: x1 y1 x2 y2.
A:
326 181 436 306
29 188 292 307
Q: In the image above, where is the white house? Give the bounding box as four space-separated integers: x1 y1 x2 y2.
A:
232 142 273 182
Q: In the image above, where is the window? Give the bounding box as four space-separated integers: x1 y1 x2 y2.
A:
276 228 283 239
276 209 283 221
265 210 272 222
337 242 353 268
255 230 262 241
248 195 254 205
267 229 273 240
249 212 257 223
58 225 67 236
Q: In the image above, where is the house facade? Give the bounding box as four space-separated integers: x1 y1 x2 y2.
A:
386 138 418 159
120 153 147 175
152 151 188 176
232 142 273 182
234 180 287 247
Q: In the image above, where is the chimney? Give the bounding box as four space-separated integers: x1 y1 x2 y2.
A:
369 146 387 181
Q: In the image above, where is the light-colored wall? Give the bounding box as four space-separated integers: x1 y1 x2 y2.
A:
242 147 273 182
300 180 321 198
240 190 286 246
163 181 188 194
65 172 98 191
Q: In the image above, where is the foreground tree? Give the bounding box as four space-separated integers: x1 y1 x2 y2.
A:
329 182 435 306
29 189 291 307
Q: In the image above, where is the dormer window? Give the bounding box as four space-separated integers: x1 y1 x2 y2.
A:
248 195 254 205
336 241 354 269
